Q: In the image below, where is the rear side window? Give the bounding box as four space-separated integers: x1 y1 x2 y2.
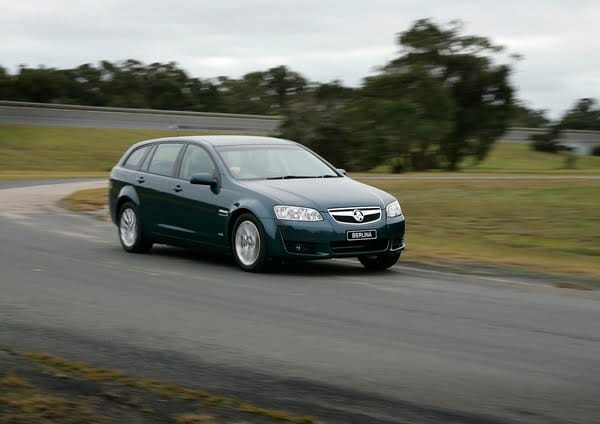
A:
148 143 183 176
140 144 156 171
123 145 151 169
179 145 215 180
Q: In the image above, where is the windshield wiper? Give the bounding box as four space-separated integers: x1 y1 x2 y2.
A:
266 175 314 180
266 174 340 180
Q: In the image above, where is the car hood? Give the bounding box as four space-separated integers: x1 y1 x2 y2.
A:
239 177 393 210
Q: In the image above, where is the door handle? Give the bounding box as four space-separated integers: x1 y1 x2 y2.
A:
172 185 183 193
136 176 145 184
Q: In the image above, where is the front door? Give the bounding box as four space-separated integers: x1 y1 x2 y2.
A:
171 144 227 246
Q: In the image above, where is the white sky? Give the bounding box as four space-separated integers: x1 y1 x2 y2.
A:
1 0 599 118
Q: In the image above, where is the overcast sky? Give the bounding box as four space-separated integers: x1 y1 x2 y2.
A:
1 0 598 118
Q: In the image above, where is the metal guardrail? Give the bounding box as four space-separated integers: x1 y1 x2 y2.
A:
0 100 282 133
0 101 281 120
500 127 600 144
499 127 600 154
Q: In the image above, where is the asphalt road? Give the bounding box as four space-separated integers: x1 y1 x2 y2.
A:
1 181 599 423
0 104 280 133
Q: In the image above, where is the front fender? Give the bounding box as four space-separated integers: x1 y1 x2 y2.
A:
226 198 284 256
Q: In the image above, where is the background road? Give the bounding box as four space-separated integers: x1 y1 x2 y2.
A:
1 181 599 423
0 102 280 133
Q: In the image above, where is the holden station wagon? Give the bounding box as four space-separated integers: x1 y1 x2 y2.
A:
109 136 405 272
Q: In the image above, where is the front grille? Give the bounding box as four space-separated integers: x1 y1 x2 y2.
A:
330 239 389 254
328 207 381 224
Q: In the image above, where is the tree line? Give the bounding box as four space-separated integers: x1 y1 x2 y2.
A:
0 60 307 116
1 19 597 170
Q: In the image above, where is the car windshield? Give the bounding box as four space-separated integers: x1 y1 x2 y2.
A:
217 145 339 180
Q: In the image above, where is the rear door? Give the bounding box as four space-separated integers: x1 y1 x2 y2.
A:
140 142 185 238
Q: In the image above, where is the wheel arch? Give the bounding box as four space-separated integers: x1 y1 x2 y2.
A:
227 207 254 244
115 186 140 222
227 202 281 257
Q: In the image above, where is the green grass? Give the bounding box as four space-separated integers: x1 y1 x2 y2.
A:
367 143 600 175
0 124 235 176
370 178 600 279
0 170 109 180
463 143 600 173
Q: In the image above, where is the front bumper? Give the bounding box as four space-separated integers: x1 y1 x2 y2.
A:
261 214 406 259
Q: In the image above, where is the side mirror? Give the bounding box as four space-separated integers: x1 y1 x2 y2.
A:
336 168 347 175
190 172 217 186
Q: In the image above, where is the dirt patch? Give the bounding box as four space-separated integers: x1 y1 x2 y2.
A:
0 348 322 424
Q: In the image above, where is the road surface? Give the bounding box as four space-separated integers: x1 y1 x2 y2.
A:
1 180 599 423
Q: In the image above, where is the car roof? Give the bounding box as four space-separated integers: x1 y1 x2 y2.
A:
135 135 296 148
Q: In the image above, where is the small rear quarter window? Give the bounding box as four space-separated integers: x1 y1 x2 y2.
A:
123 145 151 169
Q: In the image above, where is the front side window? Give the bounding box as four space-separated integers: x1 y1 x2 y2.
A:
179 145 215 180
217 145 338 180
147 143 183 177
123 145 151 169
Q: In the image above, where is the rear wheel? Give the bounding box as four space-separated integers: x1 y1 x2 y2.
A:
232 213 269 272
118 202 152 253
358 252 401 270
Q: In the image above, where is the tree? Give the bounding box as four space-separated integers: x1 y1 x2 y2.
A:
559 98 600 130
0 66 14 99
280 81 355 169
386 19 515 170
347 63 455 171
218 66 307 115
529 98 600 154
530 126 564 153
510 102 550 128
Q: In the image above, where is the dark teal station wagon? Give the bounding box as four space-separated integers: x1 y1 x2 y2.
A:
109 136 405 272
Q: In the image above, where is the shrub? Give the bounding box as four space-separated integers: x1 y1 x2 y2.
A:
529 126 567 153
531 135 563 153
592 145 600 156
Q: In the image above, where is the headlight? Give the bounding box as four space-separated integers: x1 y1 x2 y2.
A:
386 200 403 218
274 205 323 221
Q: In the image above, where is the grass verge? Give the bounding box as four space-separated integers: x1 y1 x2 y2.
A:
367 143 600 175
462 142 600 173
62 178 600 282
62 187 108 212
374 177 600 280
0 347 321 424
0 372 104 423
0 124 260 177
0 170 108 181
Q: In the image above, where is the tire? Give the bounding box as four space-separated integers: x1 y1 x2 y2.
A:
358 252 401 270
118 201 153 253
231 213 268 272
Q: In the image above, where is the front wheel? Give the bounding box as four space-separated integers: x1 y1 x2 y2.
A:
232 213 268 272
358 252 401 270
118 202 153 253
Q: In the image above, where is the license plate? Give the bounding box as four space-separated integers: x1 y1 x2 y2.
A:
346 229 377 241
